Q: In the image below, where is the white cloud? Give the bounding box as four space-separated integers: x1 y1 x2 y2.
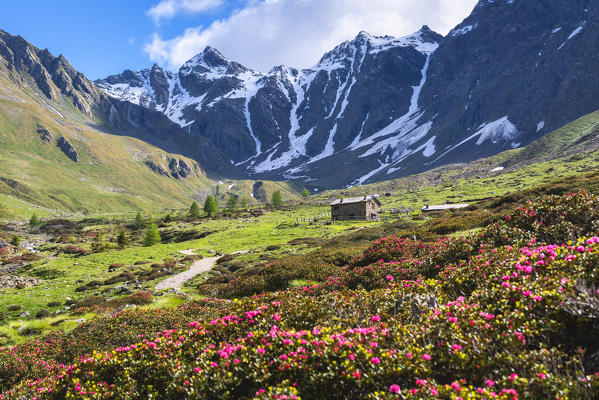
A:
148 0 223 23
145 0 478 72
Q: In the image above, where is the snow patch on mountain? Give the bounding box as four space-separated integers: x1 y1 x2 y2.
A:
432 116 519 163
536 121 545 132
451 24 478 37
351 50 437 152
368 30 439 55
558 24 585 50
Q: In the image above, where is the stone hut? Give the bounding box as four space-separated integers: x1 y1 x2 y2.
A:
330 195 381 221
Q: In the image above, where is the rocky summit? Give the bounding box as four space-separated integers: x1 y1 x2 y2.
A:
96 0 599 189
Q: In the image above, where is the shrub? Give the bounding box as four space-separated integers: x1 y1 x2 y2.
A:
35 309 51 319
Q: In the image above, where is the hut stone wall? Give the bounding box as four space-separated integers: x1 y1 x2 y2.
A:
331 199 380 220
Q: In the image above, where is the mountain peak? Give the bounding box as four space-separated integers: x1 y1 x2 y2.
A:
355 31 373 41
416 25 443 44
180 46 232 76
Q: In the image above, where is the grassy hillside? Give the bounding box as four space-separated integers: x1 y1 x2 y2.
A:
325 110 599 207
0 70 300 218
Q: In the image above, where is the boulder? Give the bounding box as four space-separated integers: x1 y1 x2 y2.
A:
36 125 53 144
56 135 78 162
144 160 169 176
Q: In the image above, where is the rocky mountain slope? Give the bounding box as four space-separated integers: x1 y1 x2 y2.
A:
0 30 299 216
98 0 599 189
0 29 235 176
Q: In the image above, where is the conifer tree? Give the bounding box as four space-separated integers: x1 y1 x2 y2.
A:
189 201 201 218
117 230 128 249
271 190 283 208
134 211 144 230
203 195 218 217
226 195 238 211
29 214 39 227
143 221 161 247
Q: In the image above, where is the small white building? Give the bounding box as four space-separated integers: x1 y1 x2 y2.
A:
421 204 470 212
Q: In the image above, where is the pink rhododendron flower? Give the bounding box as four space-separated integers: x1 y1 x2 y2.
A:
388 384 401 394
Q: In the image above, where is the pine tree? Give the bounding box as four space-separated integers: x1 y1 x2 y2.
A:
240 197 249 210
143 221 161 247
189 201 201 218
203 195 218 217
301 188 310 199
134 211 144 230
226 195 238 211
271 190 283 208
163 213 173 223
29 214 39 227
117 230 128 249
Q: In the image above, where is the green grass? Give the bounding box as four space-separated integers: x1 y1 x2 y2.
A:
0 205 377 329
0 313 95 345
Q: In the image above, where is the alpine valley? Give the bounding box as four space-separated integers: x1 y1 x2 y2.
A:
4 1 599 399
95 0 599 189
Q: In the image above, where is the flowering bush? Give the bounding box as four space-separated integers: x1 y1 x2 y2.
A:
2 191 599 399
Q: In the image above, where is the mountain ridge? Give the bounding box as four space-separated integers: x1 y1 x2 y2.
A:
96 0 599 189
96 26 444 186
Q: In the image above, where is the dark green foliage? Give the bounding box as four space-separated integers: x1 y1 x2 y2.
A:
301 188 310 199
226 195 238 211
271 190 283 207
117 230 128 249
189 201 201 218
134 211 144 230
29 214 39 227
203 195 217 217
35 309 51 319
10 235 20 247
163 213 173 223
142 221 161 247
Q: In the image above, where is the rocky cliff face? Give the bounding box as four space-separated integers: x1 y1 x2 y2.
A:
0 29 235 177
96 0 599 189
414 0 599 171
97 27 443 185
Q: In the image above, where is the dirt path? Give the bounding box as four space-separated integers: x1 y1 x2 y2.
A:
178 249 198 256
155 256 220 291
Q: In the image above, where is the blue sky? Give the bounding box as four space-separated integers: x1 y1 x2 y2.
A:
0 0 476 80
